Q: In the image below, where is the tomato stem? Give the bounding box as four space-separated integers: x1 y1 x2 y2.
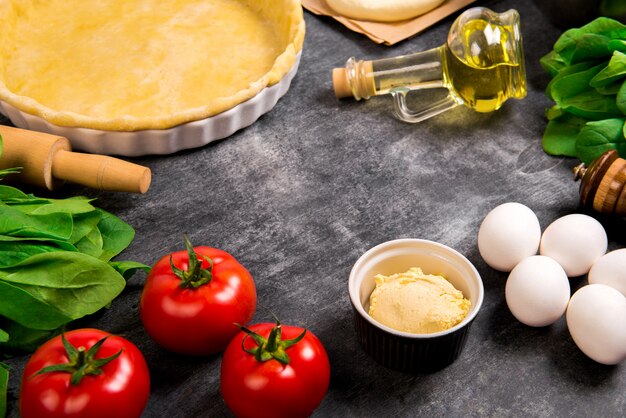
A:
171 234 213 289
34 334 122 385
238 318 306 365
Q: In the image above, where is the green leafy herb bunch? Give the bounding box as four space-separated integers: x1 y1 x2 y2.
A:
541 17 626 164
0 135 148 354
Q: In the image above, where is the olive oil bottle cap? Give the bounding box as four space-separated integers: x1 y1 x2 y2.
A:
332 68 352 98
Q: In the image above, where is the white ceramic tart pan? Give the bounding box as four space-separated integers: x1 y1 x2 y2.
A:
0 54 301 157
0 0 304 156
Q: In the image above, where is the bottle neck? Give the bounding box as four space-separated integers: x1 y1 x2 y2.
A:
345 46 445 100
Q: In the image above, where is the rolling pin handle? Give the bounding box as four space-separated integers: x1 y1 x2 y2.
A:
51 150 151 193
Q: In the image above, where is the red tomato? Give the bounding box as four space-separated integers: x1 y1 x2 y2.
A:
140 236 256 355
220 321 330 418
19 328 150 418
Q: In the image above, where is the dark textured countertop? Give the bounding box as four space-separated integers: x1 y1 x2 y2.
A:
4 0 626 416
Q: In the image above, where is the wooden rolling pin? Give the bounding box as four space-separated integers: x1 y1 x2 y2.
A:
574 150 626 216
0 125 151 193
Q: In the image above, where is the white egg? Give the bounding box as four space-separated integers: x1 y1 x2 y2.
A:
588 249 626 296
539 214 607 277
566 284 626 365
477 202 541 272
505 255 570 327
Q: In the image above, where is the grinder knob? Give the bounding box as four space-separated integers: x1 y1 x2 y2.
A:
574 150 626 216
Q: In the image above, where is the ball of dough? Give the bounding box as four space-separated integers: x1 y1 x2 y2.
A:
326 0 446 22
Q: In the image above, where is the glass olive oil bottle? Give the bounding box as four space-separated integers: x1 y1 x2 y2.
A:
332 7 527 123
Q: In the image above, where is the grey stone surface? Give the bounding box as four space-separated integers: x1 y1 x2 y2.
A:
4 0 626 416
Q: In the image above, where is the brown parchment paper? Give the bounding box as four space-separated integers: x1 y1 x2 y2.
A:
301 0 477 45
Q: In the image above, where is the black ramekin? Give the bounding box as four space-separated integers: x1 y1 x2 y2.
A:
348 239 484 373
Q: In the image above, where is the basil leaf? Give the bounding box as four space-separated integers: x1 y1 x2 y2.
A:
0 206 73 241
0 329 7 343
97 209 135 261
590 51 626 87
0 280 73 330
0 362 7 418
0 252 125 322
575 118 626 164
543 113 589 157
109 261 150 280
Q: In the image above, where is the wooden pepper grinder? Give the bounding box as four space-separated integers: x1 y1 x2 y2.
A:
574 150 626 216
0 125 151 193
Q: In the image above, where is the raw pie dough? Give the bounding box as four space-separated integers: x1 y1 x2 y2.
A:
326 0 446 22
0 0 305 130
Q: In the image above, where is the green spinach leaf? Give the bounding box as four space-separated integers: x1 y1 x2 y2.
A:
617 78 626 113
546 61 599 100
548 62 624 119
554 18 626 64
0 185 28 200
540 50 567 77
547 63 623 120
0 235 77 252
0 280 73 330
543 113 589 157
0 319 57 354
546 105 566 121
97 209 135 261
7 197 95 216
0 206 73 241
590 51 626 87
595 79 624 95
69 211 102 244
0 252 125 322
109 261 150 280
75 227 104 259
0 240 65 268
575 118 626 164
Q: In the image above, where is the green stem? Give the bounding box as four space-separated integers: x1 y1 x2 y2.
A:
170 234 213 289
34 334 122 385
238 318 306 365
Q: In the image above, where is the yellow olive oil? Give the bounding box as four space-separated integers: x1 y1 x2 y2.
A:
443 19 527 113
